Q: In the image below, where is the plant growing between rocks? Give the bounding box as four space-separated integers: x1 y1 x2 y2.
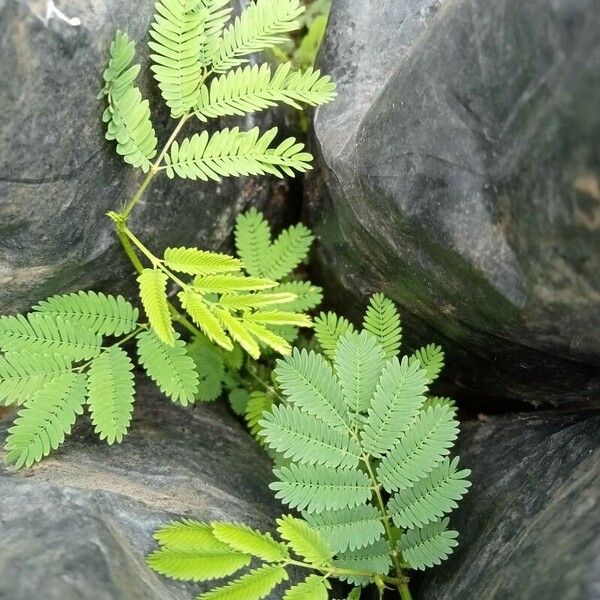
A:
0 0 334 467
148 295 471 599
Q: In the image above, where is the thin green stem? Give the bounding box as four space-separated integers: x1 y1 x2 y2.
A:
362 454 413 600
283 559 403 586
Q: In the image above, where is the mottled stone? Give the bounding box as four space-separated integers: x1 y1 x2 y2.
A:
0 0 292 315
0 381 282 600
414 410 600 600
306 0 600 406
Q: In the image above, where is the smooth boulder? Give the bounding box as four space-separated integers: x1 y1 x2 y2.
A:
0 381 282 600
414 409 600 600
0 0 289 315
305 0 600 406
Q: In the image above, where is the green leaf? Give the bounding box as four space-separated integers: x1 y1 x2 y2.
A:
361 356 428 458
193 273 277 293
245 391 273 444
271 464 372 513
33 291 139 336
273 281 323 312
164 127 313 181
194 0 232 67
235 208 272 278
164 247 242 276
262 223 314 280
334 331 385 419
276 515 332 566
242 320 292 356
0 351 72 406
362 293 402 358
218 292 298 311
216 310 260 359
332 539 392 586
210 0 305 73
99 30 139 99
274 348 349 430
195 62 336 122
199 564 288 600
399 518 459 570
303 504 385 554
409 344 445 383
186 340 225 402
147 547 251 582
137 330 199 405
0 314 102 361
377 404 460 493
149 0 205 117
138 268 175 346
179 290 233 351
87 346 135 444
244 311 312 328
211 523 289 561
4 372 87 468
283 575 329 600
154 519 233 551
260 404 361 469
314 312 355 361
228 387 250 416
388 457 471 530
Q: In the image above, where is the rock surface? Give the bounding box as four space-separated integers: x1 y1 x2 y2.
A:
0 380 282 600
0 0 291 315
305 0 600 406
414 409 600 600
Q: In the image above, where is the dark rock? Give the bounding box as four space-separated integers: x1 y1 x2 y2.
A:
414 410 600 600
0 380 282 600
0 0 292 315
305 0 600 406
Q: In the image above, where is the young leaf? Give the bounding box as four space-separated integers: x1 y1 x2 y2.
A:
137 330 199 405
399 518 459 570
314 312 355 360
87 346 135 444
332 539 392 586
4 373 87 468
216 310 260 359
193 273 277 293
243 320 292 355
235 208 271 278
410 344 445 383
178 290 233 351
211 523 289 561
274 281 323 312
199 564 288 600
138 268 175 346
362 293 402 358
263 223 314 280
210 0 305 73
244 310 312 328
164 127 313 181
276 515 332 566
245 391 273 444
154 519 232 551
0 351 72 406
283 575 329 600
147 547 251 582
164 247 242 276
33 291 139 336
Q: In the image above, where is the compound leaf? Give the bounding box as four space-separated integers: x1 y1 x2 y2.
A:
314 312 354 361
362 293 401 359
399 518 458 570
276 515 332 566
138 268 175 346
164 247 242 276
199 564 288 600
212 523 289 562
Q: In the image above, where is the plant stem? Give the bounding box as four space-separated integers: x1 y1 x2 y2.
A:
284 559 404 586
362 454 413 600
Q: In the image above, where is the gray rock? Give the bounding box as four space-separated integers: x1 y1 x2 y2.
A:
414 410 600 600
0 0 291 315
0 380 282 600
305 0 600 406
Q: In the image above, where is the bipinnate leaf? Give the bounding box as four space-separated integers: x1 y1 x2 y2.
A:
276 515 332 566
283 575 329 600
314 312 355 361
164 247 242 276
87 346 135 444
138 268 175 346
362 293 402 358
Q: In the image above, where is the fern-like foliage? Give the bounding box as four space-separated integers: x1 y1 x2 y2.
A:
410 343 445 383
100 31 157 172
314 312 355 360
148 299 469 597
